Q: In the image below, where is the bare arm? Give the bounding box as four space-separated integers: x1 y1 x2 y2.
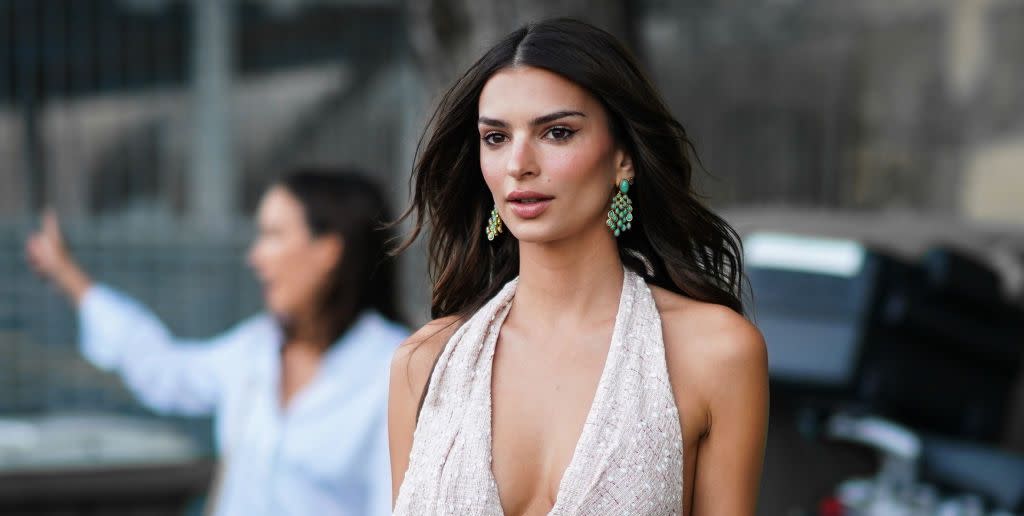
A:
687 312 769 515
388 316 461 505
659 296 769 516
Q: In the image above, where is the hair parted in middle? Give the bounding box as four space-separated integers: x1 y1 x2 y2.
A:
395 17 745 320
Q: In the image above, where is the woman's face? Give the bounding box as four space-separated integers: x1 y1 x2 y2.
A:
477 65 631 244
247 186 341 320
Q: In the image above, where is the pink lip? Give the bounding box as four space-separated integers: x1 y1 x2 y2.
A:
506 190 554 219
507 190 553 202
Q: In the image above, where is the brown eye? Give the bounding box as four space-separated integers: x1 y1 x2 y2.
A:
482 133 507 146
545 127 576 141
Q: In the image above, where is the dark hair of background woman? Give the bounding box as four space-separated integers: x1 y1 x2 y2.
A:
280 168 403 343
395 18 745 320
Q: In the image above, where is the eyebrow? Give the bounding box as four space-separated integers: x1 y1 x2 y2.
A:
477 110 586 128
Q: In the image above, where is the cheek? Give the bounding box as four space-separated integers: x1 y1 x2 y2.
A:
263 239 310 279
261 241 290 271
285 268 319 298
480 152 504 189
543 144 615 200
269 247 322 306
544 150 592 184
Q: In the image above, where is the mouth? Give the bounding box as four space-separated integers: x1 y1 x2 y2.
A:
507 190 554 203
506 191 554 219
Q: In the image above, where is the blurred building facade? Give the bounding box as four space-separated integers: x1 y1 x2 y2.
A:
5 0 1023 230
639 0 1024 222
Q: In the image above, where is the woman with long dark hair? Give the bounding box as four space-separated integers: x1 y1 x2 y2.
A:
389 19 768 515
26 169 405 516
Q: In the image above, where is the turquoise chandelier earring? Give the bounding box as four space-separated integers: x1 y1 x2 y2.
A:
486 205 503 241
606 179 633 237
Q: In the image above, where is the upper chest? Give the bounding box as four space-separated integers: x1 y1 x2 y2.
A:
484 315 701 515
489 326 611 515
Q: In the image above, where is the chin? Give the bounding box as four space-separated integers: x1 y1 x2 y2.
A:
505 226 562 244
507 220 608 245
264 296 289 318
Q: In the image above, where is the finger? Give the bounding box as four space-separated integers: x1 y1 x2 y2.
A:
42 207 62 242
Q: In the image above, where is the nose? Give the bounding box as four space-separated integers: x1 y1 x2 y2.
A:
506 138 538 180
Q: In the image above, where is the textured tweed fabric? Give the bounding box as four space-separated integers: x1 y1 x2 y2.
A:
394 268 683 515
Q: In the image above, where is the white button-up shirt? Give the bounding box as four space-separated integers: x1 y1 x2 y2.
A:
78 285 406 516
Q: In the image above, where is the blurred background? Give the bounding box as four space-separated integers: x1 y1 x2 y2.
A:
1 0 1022 514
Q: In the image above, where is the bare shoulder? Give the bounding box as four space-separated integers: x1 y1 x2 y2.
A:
648 284 768 401
390 315 463 400
650 285 764 358
388 315 464 497
648 286 769 514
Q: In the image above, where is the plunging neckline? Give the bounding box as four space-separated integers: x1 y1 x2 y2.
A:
482 269 633 515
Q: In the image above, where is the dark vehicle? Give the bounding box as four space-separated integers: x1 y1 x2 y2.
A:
745 232 1024 515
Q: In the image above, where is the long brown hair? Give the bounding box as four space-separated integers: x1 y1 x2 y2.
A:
396 18 744 319
280 168 403 344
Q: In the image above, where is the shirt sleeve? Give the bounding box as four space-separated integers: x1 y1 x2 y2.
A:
78 284 263 416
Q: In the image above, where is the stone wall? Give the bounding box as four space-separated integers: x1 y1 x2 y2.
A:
640 0 1024 224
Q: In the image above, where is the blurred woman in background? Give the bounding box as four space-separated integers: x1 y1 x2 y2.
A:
25 169 406 516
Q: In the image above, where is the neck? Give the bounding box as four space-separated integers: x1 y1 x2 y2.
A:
282 309 334 350
512 224 625 330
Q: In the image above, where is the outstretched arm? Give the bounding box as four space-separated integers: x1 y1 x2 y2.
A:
26 209 252 416
77 285 257 415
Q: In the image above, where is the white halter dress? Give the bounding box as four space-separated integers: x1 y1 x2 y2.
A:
393 269 684 515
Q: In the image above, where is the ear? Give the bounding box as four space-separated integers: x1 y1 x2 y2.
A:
315 233 345 271
613 148 635 184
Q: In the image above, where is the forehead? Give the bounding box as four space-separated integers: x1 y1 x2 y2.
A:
478 66 599 119
259 186 304 222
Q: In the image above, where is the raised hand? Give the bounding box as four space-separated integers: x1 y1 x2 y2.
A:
25 209 92 303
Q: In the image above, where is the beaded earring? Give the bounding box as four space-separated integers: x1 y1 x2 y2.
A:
485 205 503 241
606 179 633 237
